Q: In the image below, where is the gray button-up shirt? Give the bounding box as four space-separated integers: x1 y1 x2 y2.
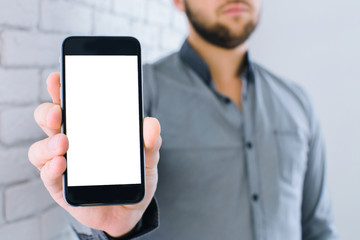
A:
78 40 338 240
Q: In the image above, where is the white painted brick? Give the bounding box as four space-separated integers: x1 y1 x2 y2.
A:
74 0 112 9
0 217 41 240
1 30 65 67
172 10 188 35
0 69 40 104
0 0 39 28
113 0 147 21
94 11 131 35
0 105 45 145
0 0 183 238
0 147 36 184
147 0 172 27
5 179 54 222
40 0 92 34
41 206 70 240
132 21 161 48
160 28 185 51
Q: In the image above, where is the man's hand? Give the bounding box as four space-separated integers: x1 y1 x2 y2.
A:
28 72 162 237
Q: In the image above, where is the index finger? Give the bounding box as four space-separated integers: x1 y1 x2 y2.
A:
47 72 61 105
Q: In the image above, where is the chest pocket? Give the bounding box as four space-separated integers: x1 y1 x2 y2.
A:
274 129 308 186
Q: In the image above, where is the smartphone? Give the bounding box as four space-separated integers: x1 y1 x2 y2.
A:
61 36 145 206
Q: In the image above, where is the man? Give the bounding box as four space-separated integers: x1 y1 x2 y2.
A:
28 0 338 239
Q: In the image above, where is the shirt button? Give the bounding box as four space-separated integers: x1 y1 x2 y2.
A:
252 194 259 202
224 98 231 104
246 142 253 149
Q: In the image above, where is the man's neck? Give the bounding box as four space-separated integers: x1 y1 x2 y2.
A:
187 28 248 85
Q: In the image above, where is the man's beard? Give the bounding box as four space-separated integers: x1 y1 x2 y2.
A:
184 1 258 49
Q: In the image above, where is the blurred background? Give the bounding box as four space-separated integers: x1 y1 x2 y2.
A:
0 0 358 239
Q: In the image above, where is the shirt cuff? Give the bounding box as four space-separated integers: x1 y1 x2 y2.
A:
74 198 159 240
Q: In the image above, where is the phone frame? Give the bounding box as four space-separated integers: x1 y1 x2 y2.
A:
61 36 145 206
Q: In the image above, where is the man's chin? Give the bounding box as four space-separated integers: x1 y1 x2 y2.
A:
218 20 251 33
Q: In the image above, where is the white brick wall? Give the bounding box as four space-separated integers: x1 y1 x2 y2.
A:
41 206 71 239
5 179 54 222
113 0 148 21
0 105 45 145
0 69 40 104
0 0 39 29
147 0 172 26
93 11 131 35
1 31 66 67
0 218 40 240
40 1 92 34
0 218 41 240
0 147 36 184
74 0 112 9
0 0 187 239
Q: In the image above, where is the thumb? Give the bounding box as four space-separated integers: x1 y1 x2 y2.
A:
143 117 162 169
47 72 61 105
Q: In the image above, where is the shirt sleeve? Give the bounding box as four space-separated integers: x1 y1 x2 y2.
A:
301 102 339 240
72 198 159 240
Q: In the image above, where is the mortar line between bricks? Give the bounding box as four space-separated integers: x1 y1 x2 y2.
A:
94 7 127 18
2 27 69 36
0 66 41 70
110 1 144 23
62 0 111 17
110 0 115 13
111 12 138 23
142 2 149 24
4 186 57 224
37 28 81 36
0 101 41 109
0 24 33 31
0 135 44 148
37 0 42 31
2 211 41 226
0 102 38 110
0 30 2 64
0 142 37 154
3 179 30 200
0 64 59 70
36 0 89 36
37 68 43 104
63 0 98 8
90 5 95 35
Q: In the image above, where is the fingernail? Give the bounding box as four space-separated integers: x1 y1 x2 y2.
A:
48 135 60 151
50 105 60 115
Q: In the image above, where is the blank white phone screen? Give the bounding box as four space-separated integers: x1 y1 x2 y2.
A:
65 55 141 186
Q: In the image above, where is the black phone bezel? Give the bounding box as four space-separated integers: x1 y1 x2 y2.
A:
61 36 145 206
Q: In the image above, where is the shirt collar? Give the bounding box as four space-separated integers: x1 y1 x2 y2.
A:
179 39 255 86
